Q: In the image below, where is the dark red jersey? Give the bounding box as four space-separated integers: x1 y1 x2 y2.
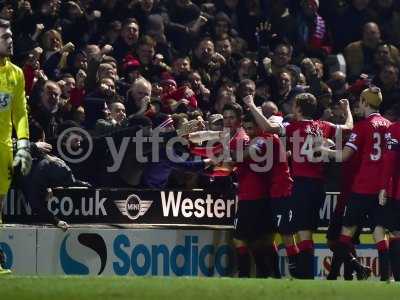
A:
345 113 391 195
381 122 400 201
333 130 361 215
236 135 269 200
283 120 338 179
334 154 361 215
263 133 293 198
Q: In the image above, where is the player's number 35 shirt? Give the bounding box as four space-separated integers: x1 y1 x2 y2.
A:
0 59 29 147
345 113 391 195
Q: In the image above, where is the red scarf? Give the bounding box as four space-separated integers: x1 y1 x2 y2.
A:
307 13 331 54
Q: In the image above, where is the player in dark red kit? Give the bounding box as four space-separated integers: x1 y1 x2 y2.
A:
244 93 354 279
320 87 392 281
242 112 299 277
326 129 366 280
233 113 280 278
379 103 400 281
218 103 276 278
326 155 366 280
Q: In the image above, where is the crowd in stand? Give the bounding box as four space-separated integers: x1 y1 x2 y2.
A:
1 0 399 206
2 0 400 280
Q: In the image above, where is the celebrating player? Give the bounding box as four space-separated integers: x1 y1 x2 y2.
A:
379 103 400 281
244 93 354 279
242 113 298 277
0 19 32 275
234 113 281 278
320 87 391 281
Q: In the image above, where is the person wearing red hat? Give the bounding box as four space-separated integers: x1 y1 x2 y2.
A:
122 55 141 83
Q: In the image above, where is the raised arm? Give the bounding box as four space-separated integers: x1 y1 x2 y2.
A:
243 95 282 135
337 99 354 131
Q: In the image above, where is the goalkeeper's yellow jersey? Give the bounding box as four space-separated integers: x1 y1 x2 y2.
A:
0 58 29 148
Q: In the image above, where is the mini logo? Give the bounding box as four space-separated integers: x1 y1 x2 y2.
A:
115 194 153 220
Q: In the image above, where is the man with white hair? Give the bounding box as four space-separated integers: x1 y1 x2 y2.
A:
126 78 153 117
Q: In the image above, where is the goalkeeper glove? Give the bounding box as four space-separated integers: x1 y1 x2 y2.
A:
12 139 32 176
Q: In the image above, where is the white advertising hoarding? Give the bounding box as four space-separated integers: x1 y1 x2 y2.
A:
36 228 234 276
278 245 380 280
1 227 382 279
0 228 37 274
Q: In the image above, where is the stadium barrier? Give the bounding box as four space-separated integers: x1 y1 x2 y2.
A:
0 227 380 279
3 188 339 228
1 188 382 279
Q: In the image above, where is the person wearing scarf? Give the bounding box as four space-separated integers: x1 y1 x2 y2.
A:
296 0 332 59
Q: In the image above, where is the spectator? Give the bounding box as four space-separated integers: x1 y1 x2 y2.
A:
41 29 76 79
373 63 400 114
294 0 332 59
272 70 304 115
18 121 72 230
59 73 76 103
30 80 63 140
22 47 46 96
63 49 88 77
4 0 400 237
160 76 198 113
125 77 155 118
122 0 162 31
215 36 240 81
192 37 226 88
112 18 140 64
145 14 172 65
140 113 213 189
268 42 300 79
268 0 296 43
188 70 211 112
208 114 224 131
237 0 264 51
327 71 350 102
171 56 192 84
215 0 240 29
333 0 376 51
344 22 397 80
122 55 142 79
370 43 400 77
213 88 236 114
373 0 400 47
236 79 257 106
136 35 169 81
0 1 14 20
237 58 257 82
212 12 238 42
95 102 127 135
36 0 61 30
59 1 89 48
261 101 279 119
71 105 85 126
166 0 205 53
85 76 120 108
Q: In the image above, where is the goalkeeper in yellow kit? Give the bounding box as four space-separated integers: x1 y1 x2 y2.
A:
0 19 32 275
